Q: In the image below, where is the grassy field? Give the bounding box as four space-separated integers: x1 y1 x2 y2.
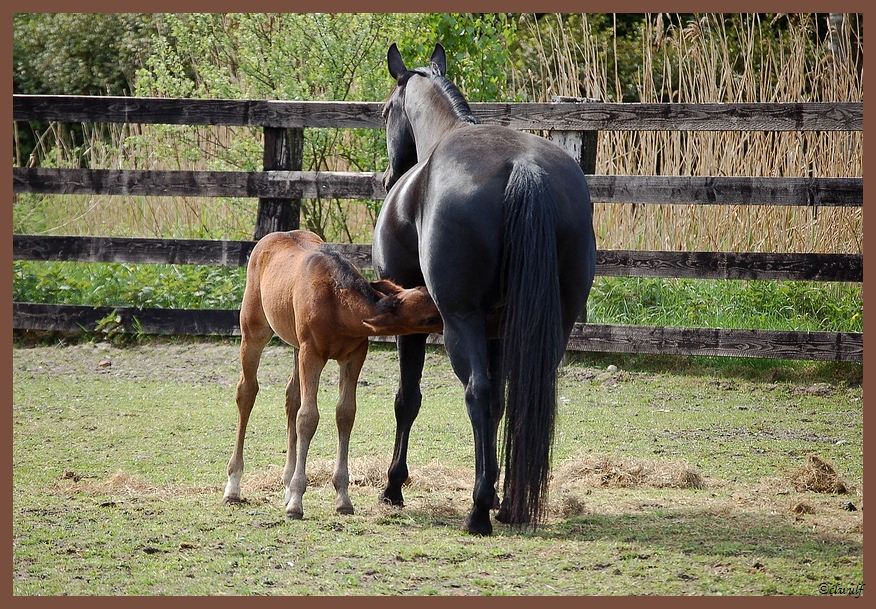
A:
12 338 863 595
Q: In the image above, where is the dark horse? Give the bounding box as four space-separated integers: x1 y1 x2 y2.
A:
373 43 596 535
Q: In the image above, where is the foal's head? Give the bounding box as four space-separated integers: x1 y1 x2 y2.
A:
363 279 443 336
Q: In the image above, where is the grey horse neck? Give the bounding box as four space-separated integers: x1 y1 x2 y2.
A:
404 74 477 161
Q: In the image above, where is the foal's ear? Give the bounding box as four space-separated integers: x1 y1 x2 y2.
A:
430 43 446 76
362 295 400 334
370 279 404 296
388 43 407 80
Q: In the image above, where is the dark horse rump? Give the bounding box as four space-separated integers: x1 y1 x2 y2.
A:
374 43 596 534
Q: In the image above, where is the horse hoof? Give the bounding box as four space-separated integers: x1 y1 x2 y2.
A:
379 490 404 507
464 513 493 536
286 509 304 521
336 505 355 515
495 507 530 527
223 495 241 505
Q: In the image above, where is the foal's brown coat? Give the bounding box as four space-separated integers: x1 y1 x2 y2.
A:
223 230 442 518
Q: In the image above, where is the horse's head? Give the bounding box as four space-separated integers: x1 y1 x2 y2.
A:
363 280 443 336
381 43 447 191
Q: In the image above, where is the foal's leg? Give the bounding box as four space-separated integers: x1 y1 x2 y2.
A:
224 320 273 503
285 344 326 520
282 348 301 507
380 333 427 507
443 314 498 535
334 340 368 515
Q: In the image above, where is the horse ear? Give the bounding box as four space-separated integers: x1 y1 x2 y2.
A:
370 279 403 296
429 43 446 76
363 293 400 333
388 43 407 80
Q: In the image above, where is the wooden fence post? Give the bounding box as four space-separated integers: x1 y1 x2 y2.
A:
548 96 599 174
549 96 600 324
253 127 304 239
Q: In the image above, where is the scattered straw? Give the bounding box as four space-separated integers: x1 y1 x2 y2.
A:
789 455 849 494
55 471 217 500
790 501 815 515
551 455 706 490
53 454 708 505
239 458 471 494
556 492 589 517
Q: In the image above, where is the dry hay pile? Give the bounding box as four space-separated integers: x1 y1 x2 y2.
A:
551 455 706 490
789 454 849 494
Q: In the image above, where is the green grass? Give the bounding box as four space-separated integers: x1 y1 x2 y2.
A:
587 277 862 332
13 339 863 595
14 261 246 310
13 260 863 332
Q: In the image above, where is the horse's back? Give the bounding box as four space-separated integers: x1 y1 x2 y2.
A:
419 125 594 311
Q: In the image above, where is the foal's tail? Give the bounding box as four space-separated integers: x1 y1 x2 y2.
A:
500 162 563 527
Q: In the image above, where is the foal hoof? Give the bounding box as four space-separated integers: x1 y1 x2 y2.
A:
336 505 355 516
285 508 304 521
223 495 242 505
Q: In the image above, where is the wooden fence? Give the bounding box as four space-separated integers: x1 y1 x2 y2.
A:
12 95 864 361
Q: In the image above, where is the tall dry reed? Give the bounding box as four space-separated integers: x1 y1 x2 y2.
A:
517 13 862 254
14 13 862 253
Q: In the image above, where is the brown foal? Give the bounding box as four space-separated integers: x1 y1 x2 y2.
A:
223 230 442 519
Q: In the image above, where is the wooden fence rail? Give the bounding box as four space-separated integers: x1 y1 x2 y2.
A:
13 168 863 207
12 94 863 361
14 95 863 131
12 235 863 283
12 303 862 362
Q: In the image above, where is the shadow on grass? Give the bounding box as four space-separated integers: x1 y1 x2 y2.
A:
541 509 859 562
397 505 859 564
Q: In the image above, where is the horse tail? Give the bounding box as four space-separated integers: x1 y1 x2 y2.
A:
500 161 563 527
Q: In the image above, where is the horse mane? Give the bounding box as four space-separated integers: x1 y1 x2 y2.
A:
317 244 380 303
412 68 478 125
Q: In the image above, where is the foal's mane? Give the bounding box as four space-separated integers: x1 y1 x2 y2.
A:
318 244 380 302
411 68 478 125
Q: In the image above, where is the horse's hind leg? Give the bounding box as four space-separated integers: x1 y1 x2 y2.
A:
224 316 273 503
282 348 301 507
285 344 326 520
443 314 498 535
334 340 368 515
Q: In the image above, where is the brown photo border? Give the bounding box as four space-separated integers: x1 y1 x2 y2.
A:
3 0 869 605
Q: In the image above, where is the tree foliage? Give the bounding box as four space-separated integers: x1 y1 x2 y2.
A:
13 13 157 95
